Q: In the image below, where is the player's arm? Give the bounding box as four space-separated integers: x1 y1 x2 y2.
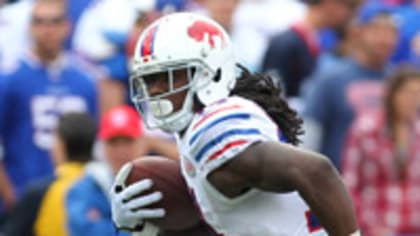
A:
208 141 359 236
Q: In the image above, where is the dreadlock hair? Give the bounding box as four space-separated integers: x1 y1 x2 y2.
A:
230 64 304 145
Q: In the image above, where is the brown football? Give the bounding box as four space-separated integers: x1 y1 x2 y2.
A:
126 156 201 231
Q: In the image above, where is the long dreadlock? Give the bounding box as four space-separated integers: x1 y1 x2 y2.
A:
230 64 304 145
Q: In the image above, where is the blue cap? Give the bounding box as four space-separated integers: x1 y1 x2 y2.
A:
357 1 396 25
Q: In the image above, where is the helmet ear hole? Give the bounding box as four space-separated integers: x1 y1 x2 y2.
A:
213 69 221 82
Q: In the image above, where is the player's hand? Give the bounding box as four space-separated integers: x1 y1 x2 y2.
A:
110 163 165 232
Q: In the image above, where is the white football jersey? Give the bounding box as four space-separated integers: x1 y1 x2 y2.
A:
178 96 328 236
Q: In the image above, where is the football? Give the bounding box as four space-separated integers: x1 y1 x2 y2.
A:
126 156 201 231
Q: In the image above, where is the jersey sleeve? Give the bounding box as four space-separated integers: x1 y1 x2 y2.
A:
186 97 279 176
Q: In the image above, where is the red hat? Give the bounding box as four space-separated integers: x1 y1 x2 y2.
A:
99 105 144 140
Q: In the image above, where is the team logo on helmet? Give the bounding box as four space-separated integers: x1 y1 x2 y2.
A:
187 20 226 49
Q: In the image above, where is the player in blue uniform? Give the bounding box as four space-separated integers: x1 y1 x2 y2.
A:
0 0 98 212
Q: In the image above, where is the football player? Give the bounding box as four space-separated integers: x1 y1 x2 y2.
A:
110 13 359 236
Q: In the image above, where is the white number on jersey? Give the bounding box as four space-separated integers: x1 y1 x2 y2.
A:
31 95 87 149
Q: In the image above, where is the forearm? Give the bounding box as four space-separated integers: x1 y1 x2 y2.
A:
297 157 358 236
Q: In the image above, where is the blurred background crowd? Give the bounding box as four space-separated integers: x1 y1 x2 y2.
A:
0 0 420 235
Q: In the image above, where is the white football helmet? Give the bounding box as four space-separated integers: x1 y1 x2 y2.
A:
130 13 236 133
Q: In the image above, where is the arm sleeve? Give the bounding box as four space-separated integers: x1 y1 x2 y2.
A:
187 97 279 176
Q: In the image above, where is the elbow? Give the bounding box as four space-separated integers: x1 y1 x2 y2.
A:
287 154 344 210
316 155 337 176
312 155 338 183
298 154 339 191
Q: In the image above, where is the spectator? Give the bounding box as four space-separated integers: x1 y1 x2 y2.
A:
0 0 97 217
303 19 361 96
262 0 357 98
302 6 399 168
342 67 420 236
2 112 96 236
385 1 416 63
396 0 420 65
66 105 178 236
0 0 94 69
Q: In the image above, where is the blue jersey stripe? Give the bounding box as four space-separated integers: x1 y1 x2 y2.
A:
194 128 261 162
189 113 250 145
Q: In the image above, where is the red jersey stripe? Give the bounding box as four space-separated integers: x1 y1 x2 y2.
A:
206 139 248 163
193 105 241 130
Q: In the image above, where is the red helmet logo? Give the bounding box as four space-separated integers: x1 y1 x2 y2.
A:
187 20 226 49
